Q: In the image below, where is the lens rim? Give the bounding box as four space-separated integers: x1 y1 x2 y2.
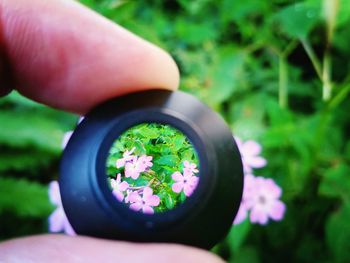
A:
94 108 212 229
60 90 243 249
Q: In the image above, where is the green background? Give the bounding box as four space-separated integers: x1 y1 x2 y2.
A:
1 0 350 262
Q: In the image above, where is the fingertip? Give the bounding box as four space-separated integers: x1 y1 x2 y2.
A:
0 0 180 113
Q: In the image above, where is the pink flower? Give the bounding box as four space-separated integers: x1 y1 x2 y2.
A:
233 203 248 225
48 181 75 235
124 190 133 203
116 147 136 168
233 174 256 225
61 131 73 149
233 175 286 225
235 137 267 172
171 171 199 197
61 117 84 149
125 158 141 179
249 176 286 225
128 187 160 214
137 155 153 172
183 161 199 175
110 173 129 202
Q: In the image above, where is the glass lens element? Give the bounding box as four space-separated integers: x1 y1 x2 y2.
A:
106 123 200 214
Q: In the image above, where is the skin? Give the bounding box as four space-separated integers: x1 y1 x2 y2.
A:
0 0 224 262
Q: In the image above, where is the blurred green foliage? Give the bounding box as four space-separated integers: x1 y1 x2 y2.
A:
1 0 350 262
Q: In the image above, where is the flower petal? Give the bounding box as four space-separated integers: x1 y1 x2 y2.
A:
62 131 73 149
130 202 142 212
128 192 141 203
112 190 124 202
268 200 286 221
116 159 125 168
233 204 248 225
48 181 61 206
250 207 269 225
119 181 129 192
184 184 194 197
146 195 160 207
48 208 65 232
243 140 262 155
172 182 184 193
248 156 267 168
143 187 153 198
172 171 183 182
63 219 76 236
142 205 154 214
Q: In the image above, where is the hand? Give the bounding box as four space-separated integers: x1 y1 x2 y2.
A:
0 0 222 262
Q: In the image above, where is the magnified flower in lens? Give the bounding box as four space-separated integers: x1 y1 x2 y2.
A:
124 190 133 204
48 181 75 235
125 158 141 179
129 187 160 214
116 147 136 168
110 173 129 202
172 171 199 197
137 155 153 172
183 161 199 175
235 137 267 172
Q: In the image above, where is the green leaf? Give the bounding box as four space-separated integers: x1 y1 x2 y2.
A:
165 194 175 210
319 164 350 201
274 1 321 39
0 177 53 217
226 220 252 253
206 48 246 104
174 19 218 45
231 246 259 263
155 155 179 167
0 111 64 153
0 150 53 172
326 203 350 262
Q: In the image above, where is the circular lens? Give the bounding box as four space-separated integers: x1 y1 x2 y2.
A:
106 123 200 214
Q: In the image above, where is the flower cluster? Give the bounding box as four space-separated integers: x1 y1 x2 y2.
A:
111 148 159 214
48 181 75 235
48 128 77 235
233 137 286 225
171 161 199 197
110 148 199 214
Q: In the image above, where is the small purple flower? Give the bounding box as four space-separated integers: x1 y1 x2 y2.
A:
61 131 73 149
233 174 256 225
235 137 267 173
125 158 142 180
48 181 75 235
110 173 129 202
137 155 153 172
124 190 133 203
234 175 286 225
171 171 199 197
233 204 248 225
128 187 160 214
116 147 136 168
183 161 199 175
249 176 286 225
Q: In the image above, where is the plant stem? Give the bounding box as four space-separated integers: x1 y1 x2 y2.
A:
322 50 333 101
328 82 350 109
279 56 288 108
300 38 323 81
